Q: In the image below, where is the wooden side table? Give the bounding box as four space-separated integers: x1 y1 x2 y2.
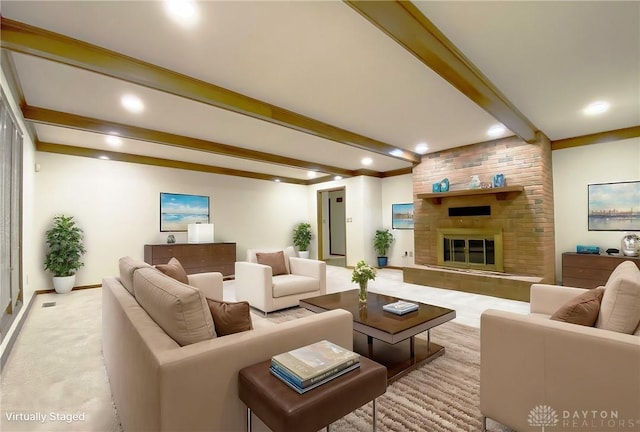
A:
238 356 387 432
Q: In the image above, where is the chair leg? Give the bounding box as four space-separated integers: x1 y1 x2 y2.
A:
482 416 487 432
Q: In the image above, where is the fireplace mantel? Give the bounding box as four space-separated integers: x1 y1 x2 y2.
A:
417 185 524 205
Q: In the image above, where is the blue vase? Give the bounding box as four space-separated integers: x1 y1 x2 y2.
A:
493 174 505 188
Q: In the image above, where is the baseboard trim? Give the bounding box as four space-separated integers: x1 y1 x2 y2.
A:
35 284 102 295
0 293 36 372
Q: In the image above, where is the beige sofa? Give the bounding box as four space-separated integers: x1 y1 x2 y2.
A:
480 261 640 432
102 257 352 432
235 246 326 314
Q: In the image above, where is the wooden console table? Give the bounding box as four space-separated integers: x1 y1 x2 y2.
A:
562 252 640 288
144 242 236 277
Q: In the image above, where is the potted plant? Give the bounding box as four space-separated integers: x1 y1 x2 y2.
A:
293 222 312 258
374 229 394 268
44 215 86 294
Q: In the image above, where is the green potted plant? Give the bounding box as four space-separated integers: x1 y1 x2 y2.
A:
44 215 86 294
374 229 394 268
293 222 312 258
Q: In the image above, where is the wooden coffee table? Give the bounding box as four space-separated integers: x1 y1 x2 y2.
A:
300 290 456 383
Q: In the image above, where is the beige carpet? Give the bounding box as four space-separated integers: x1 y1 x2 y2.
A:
267 308 512 432
1 289 511 432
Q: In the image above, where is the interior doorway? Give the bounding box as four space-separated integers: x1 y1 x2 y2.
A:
317 188 346 267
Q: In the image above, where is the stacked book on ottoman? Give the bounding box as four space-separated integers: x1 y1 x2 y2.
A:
270 340 360 393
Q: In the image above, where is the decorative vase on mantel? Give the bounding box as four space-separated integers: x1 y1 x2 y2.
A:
358 281 368 303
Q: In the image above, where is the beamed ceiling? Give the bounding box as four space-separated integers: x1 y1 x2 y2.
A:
1 1 639 185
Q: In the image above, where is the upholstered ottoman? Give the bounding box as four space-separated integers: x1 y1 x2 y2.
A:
238 356 387 432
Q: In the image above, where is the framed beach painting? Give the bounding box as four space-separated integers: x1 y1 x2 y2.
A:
588 181 640 231
160 192 210 232
392 203 414 230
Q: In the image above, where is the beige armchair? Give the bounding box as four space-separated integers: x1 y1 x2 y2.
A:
235 246 326 314
480 276 640 431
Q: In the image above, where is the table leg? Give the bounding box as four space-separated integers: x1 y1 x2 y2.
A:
247 407 252 432
367 335 373 357
427 330 431 353
372 398 377 432
409 336 415 359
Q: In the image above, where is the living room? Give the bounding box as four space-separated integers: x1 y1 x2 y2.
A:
1 1 639 431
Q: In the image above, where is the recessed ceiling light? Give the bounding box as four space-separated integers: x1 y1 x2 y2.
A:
415 142 429 154
121 94 144 113
334 176 343 181
361 157 373 166
105 135 122 147
99 155 110 160
389 149 404 157
583 101 610 116
307 171 317 178
164 0 199 28
487 124 507 137
274 179 281 183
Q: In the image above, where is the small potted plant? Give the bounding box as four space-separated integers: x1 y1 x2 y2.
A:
374 229 394 268
351 260 376 303
44 215 86 294
293 222 312 258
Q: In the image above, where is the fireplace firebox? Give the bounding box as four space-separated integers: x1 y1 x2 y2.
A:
437 228 504 272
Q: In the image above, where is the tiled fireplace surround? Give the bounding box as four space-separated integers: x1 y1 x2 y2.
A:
404 135 556 301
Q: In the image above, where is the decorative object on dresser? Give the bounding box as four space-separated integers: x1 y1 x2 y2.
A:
144 242 236 277
621 233 640 256
187 223 214 243
562 252 640 289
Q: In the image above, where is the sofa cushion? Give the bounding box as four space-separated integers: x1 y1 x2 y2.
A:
595 262 640 334
550 288 604 326
272 275 318 298
133 267 216 346
206 299 253 336
118 256 153 296
156 257 189 284
256 251 289 276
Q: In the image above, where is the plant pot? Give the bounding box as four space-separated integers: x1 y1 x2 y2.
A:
298 251 310 259
52 275 75 294
377 256 388 268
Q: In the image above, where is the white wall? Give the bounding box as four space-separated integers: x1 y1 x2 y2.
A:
381 173 415 267
32 152 309 289
553 137 640 282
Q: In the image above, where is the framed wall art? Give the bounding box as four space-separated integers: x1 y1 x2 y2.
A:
392 203 414 230
160 192 210 232
588 181 640 231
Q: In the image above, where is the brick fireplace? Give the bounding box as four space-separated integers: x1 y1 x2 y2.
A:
404 135 556 301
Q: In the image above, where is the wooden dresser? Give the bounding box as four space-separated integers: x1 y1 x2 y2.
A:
562 252 640 288
144 243 236 277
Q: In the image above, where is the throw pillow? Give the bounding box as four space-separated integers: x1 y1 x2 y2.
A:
156 257 189 284
256 251 289 276
206 299 253 336
550 288 604 326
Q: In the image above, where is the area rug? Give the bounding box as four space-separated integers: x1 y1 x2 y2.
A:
266 307 512 432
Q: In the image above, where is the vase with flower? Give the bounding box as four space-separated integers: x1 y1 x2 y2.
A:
351 260 376 303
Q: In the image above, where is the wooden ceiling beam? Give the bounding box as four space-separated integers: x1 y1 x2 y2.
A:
36 141 309 185
22 105 356 178
1 17 420 164
551 125 640 150
345 0 540 144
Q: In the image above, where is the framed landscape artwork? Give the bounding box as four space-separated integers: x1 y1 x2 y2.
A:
160 192 210 232
392 203 414 230
588 181 640 231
